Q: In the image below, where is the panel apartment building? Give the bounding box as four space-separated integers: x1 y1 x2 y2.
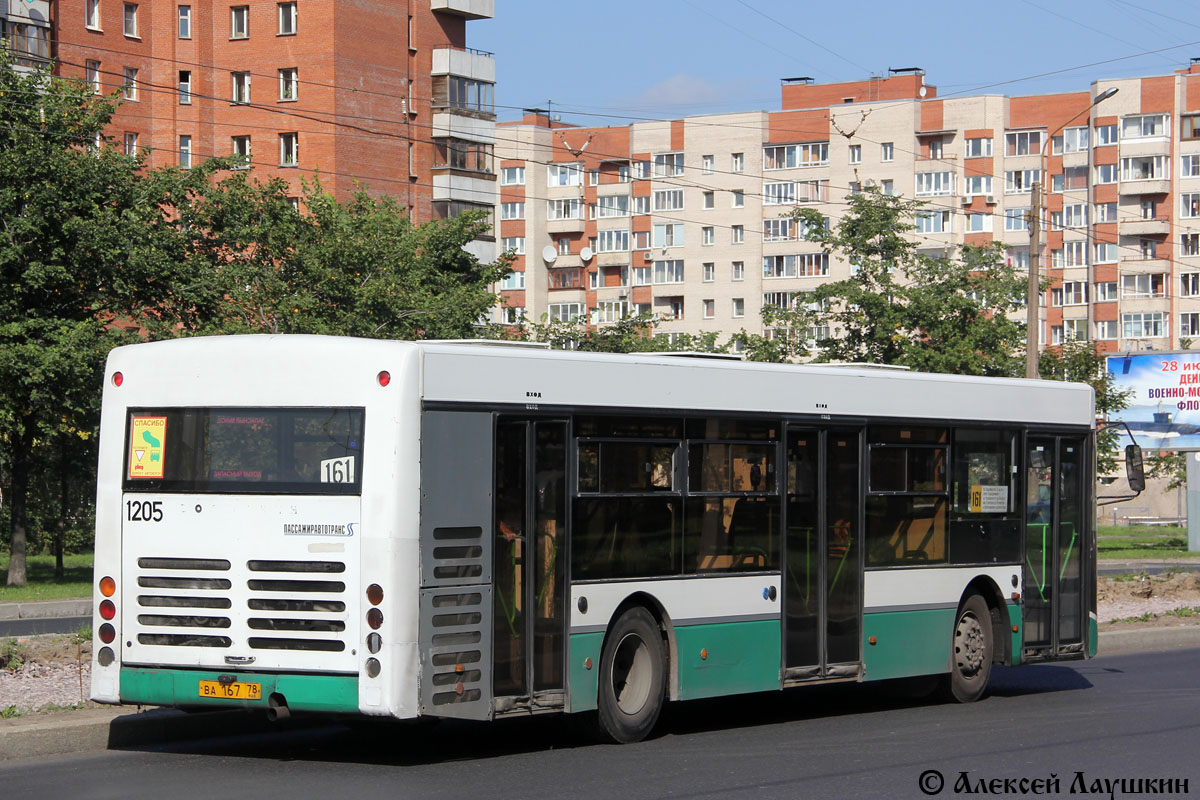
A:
495 66 1200 356
51 0 496 243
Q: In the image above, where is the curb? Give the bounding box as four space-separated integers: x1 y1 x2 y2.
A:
1097 624 1200 655
0 600 92 622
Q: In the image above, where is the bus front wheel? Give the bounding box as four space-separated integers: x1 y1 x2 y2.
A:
943 593 993 703
597 606 666 743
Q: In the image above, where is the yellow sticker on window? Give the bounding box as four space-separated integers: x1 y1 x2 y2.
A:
129 416 167 479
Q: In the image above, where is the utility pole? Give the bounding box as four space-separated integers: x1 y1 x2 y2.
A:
1026 180 1043 379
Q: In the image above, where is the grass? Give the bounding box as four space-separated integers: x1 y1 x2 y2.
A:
1097 525 1200 561
0 553 93 604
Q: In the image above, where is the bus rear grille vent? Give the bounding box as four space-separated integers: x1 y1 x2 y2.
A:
420 588 491 714
245 560 348 653
135 557 234 644
429 526 485 583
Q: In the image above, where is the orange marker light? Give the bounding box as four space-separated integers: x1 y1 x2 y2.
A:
99 576 116 597
700 648 708 661
1011 592 1021 601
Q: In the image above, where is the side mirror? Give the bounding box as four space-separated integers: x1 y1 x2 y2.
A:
1125 444 1145 493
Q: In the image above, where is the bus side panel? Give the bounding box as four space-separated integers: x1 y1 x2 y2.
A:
673 620 781 701
417 410 494 720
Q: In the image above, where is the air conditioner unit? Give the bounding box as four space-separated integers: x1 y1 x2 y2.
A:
961 196 972 205
985 195 997 205
643 251 653 261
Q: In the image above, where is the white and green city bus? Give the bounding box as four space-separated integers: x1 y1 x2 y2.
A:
92 335 1106 742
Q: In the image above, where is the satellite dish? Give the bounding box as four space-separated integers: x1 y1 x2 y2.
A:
542 245 558 264
580 246 594 262
918 85 928 98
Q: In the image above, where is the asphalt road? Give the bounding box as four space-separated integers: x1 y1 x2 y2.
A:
0 616 91 637
3 648 1198 800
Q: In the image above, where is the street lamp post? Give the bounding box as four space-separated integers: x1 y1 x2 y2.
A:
1025 86 1119 379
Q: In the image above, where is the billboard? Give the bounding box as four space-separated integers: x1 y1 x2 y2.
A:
1106 352 1200 450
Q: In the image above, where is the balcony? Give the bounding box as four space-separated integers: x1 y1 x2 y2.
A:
431 112 494 144
1118 179 1170 196
546 216 586 234
1119 137 1171 158
1121 216 1171 236
432 173 496 206
596 250 630 267
547 267 585 290
431 0 494 19
432 47 495 82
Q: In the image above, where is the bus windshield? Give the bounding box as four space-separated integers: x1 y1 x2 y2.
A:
122 407 364 494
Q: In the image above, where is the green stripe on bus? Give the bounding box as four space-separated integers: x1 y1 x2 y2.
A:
120 667 360 713
862 608 954 681
568 631 605 713
1009 604 1023 666
673 619 780 701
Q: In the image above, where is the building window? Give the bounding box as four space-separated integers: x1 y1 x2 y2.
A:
500 167 525 186
122 67 138 101
1121 274 1165 298
1182 314 1200 338
1184 115 1200 141
1051 166 1088 194
231 135 251 166
547 163 583 187
1094 201 1117 222
1182 273 1200 297
702 191 714 209
1183 193 1200 219
731 152 744 172
1094 243 1118 263
881 179 894 196
548 303 581 322
178 135 192 168
965 137 992 158
123 132 138 155
915 171 954 197
1004 208 1029 231
547 199 580 221
501 237 525 255
652 152 684 177
231 6 249 39
1051 281 1088 306
965 213 993 233
178 70 192 104
1122 114 1167 139
123 3 138 36
881 142 894 162
732 298 745 318
1095 123 1118 145
701 226 714 246
702 154 714 174
632 267 651 286
1006 130 1042 156
279 68 298 101
963 176 992 196
703 299 715 319
279 132 298 166
849 144 861 164
1094 320 1118 340
618 164 630 183
178 5 191 37
232 72 251 104
1094 281 1118 302
597 195 630 218
500 202 524 220
916 210 951 234
86 0 101 29
85 60 101 94
1123 312 1165 339
652 223 685 248
1050 325 1064 346
763 254 828 278
701 262 715 283
1095 164 1118 184
653 260 684 284
1052 127 1089 154
632 196 650 215
557 237 571 256
763 143 829 170
278 2 297 34
1005 169 1040 194
1183 235 1200 258
500 307 525 325
1121 155 1167 181
1183 155 1200 178
436 139 493 173
730 190 744 208
596 230 629 253
652 189 684 212
732 225 744 243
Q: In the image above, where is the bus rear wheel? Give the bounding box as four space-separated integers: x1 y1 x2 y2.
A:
597 607 666 743
942 593 993 703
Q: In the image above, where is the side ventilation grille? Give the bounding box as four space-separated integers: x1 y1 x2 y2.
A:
418 587 492 717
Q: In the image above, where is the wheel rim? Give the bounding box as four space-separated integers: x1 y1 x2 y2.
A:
954 611 986 678
610 632 653 715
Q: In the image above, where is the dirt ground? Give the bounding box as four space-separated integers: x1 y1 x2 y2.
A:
1097 571 1200 627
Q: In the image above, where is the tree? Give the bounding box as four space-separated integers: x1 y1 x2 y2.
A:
1038 339 1132 474
0 54 163 585
789 189 1028 376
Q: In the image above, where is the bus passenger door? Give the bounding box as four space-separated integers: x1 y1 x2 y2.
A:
1023 435 1088 658
784 427 863 681
493 419 568 711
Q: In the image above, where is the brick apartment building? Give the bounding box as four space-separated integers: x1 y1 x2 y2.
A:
49 0 496 255
495 66 1200 357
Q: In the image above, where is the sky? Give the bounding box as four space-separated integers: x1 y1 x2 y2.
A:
472 0 1200 125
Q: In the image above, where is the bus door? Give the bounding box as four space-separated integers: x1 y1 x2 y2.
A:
783 427 863 681
1023 434 1088 657
493 418 568 711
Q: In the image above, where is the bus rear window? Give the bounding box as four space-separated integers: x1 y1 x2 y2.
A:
123 408 364 494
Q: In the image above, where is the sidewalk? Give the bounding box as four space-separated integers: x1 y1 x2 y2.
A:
0 599 91 622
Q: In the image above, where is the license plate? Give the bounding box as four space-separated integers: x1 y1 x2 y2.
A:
198 680 262 700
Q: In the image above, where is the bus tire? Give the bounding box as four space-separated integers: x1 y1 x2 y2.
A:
597 606 666 743
942 593 993 703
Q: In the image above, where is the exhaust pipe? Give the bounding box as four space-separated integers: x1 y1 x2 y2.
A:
267 693 290 722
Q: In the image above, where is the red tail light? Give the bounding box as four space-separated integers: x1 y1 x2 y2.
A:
99 599 116 620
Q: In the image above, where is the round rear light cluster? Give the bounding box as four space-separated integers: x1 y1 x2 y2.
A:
98 576 117 653
365 584 384 678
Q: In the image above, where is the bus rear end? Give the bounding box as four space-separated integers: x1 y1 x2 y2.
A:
90 337 419 720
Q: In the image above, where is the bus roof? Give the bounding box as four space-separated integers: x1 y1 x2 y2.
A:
106 335 1095 428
